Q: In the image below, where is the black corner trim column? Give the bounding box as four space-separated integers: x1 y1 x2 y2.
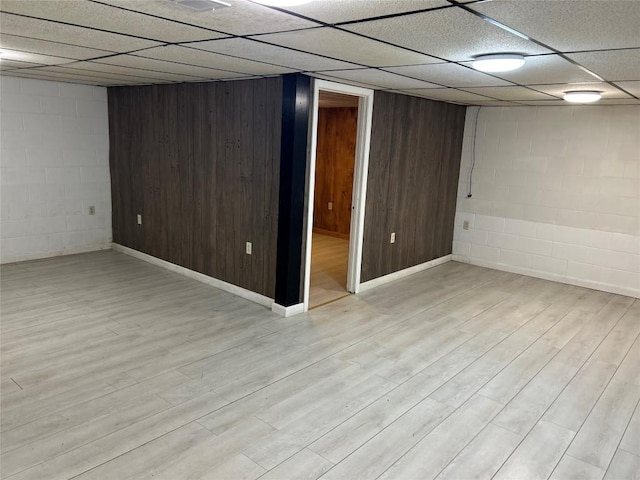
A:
274 73 312 307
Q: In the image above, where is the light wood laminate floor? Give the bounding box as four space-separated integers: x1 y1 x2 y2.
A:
309 233 349 309
1 250 639 480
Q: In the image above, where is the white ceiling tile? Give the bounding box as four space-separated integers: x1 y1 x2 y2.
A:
280 0 448 25
460 86 556 101
52 62 212 83
98 0 319 36
567 50 640 82
471 0 640 52
0 13 161 53
344 8 551 62
0 0 227 43
40 65 178 84
96 55 246 79
516 99 640 106
308 72 376 89
401 88 494 103
2 69 127 85
595 99 640 105
255 28 441 67
185 38 359 71
320 68 441 90
529 82 632 100
0 60 45 70
468 100 523 106
462 54 600 85
386 63 513 88
0 34 116 60
0 48 73 66
134 45 296 76
614 81 640 98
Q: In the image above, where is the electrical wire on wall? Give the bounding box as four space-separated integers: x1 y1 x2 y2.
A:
467 106 481 198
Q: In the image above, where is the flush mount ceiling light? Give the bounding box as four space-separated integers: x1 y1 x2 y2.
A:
472 54 525 73
563 91 602 103
252 0 313 6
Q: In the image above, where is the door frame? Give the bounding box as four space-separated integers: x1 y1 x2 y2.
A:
302 79 374 311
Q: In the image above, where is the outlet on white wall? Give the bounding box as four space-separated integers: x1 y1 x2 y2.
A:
89 206 96 215
246 242 252 255
137 214 142 225
463 220 469 230
390 232 396 244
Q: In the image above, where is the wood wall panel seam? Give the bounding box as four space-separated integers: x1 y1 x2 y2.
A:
108 78 283 298
361 91 466 283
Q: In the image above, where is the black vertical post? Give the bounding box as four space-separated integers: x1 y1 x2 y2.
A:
274 74 311 307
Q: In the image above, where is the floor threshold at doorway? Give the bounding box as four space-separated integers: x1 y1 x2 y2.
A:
309 293 351 310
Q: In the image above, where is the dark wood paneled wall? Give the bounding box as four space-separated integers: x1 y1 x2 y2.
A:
108 78 282 298
361 91 466 282
313 107 357 238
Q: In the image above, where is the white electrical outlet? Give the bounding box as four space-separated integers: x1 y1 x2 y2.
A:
390 232 396 244
463 220 469 230
328 202 333 211
137 214 142 225
246 242 252 255
89 206 95 215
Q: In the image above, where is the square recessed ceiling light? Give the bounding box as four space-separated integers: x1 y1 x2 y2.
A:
168 0 230 12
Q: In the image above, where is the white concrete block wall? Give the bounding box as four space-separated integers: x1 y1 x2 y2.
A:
1 76 111 263
454 105 640 298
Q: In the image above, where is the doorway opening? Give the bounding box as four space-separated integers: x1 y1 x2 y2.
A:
303 80 374 311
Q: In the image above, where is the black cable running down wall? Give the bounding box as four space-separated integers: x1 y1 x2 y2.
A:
467 106 481 198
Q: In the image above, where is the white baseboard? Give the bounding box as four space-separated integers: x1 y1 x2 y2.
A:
1 244 111 265
271 302 304 317
358 254 452 292
452 255 640 299
111 243 274 308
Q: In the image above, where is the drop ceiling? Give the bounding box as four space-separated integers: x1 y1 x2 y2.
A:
0 0 638 106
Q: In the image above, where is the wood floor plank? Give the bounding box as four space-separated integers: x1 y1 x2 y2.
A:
550 455 606 480
620 403 640 456
1 396 172 478
196 358 350 435
72 422 215 480
1 371 189 453
1 375 121 431
493 420 576 480
565 379 640 470
479 342 560 405
309 233 349 309
196 453 266 480
435 423 523 480
492 294 633 436
242 375 396 470
378 395 504 480
8 392 229 480
134 417 274 480
319 398 453 480
259 449 332 480
3 250 638 480
604 449 640 480
543 359 619 432
308 379 431 464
